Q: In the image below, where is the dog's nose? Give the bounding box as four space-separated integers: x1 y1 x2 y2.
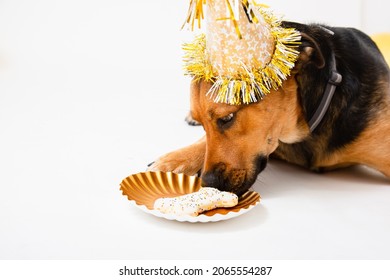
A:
201 163 227 190
201 171 228 192
201 172 219 188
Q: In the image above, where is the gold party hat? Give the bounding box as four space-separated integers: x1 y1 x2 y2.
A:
182 0 301 105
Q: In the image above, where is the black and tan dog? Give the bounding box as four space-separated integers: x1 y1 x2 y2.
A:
148 22 390 196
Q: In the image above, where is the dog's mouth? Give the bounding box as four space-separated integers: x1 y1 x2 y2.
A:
201 155 268 196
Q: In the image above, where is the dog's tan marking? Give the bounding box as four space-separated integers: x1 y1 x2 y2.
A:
315 85 390 177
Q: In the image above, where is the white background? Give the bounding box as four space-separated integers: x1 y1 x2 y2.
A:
1 0 390 260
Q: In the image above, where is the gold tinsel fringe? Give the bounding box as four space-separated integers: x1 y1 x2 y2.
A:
182 0 206 30
182 6 301 105
183 0 262 38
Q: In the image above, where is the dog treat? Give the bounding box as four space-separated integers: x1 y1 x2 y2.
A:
154 188 238 216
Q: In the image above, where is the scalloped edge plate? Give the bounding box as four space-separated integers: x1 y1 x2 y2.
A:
120 171 260 223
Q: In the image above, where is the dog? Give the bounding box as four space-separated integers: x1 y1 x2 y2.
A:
148 22 390 196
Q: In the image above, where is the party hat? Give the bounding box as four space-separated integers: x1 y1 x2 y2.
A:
182 0 301 105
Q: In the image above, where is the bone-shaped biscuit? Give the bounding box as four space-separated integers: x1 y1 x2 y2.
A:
153 187 238 216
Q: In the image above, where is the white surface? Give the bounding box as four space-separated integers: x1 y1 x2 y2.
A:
1 0 390 260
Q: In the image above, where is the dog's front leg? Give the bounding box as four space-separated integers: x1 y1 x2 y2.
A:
147 136 206 176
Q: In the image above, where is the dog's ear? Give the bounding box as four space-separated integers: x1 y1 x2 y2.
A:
294 32 326 70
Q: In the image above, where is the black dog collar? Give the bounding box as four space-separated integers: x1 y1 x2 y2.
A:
308 40 343 132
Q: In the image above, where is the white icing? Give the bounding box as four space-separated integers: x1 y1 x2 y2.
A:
153 187 238 216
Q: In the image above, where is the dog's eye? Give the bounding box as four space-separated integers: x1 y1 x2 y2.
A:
221 113 234 123
217 113 235 130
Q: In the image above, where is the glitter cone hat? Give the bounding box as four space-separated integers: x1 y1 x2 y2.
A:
183 0 301 105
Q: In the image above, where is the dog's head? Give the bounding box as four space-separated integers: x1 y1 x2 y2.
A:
190 23 328 195
190 78 309 195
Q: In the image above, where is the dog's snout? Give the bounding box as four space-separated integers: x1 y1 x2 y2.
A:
201 156 268 195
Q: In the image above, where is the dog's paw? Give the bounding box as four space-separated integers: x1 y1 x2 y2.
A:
148 137 206 176
185 112 201 126
147 144 205 176
147 153 200 176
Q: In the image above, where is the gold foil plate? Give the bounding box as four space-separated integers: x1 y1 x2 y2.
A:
120 171 260 223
